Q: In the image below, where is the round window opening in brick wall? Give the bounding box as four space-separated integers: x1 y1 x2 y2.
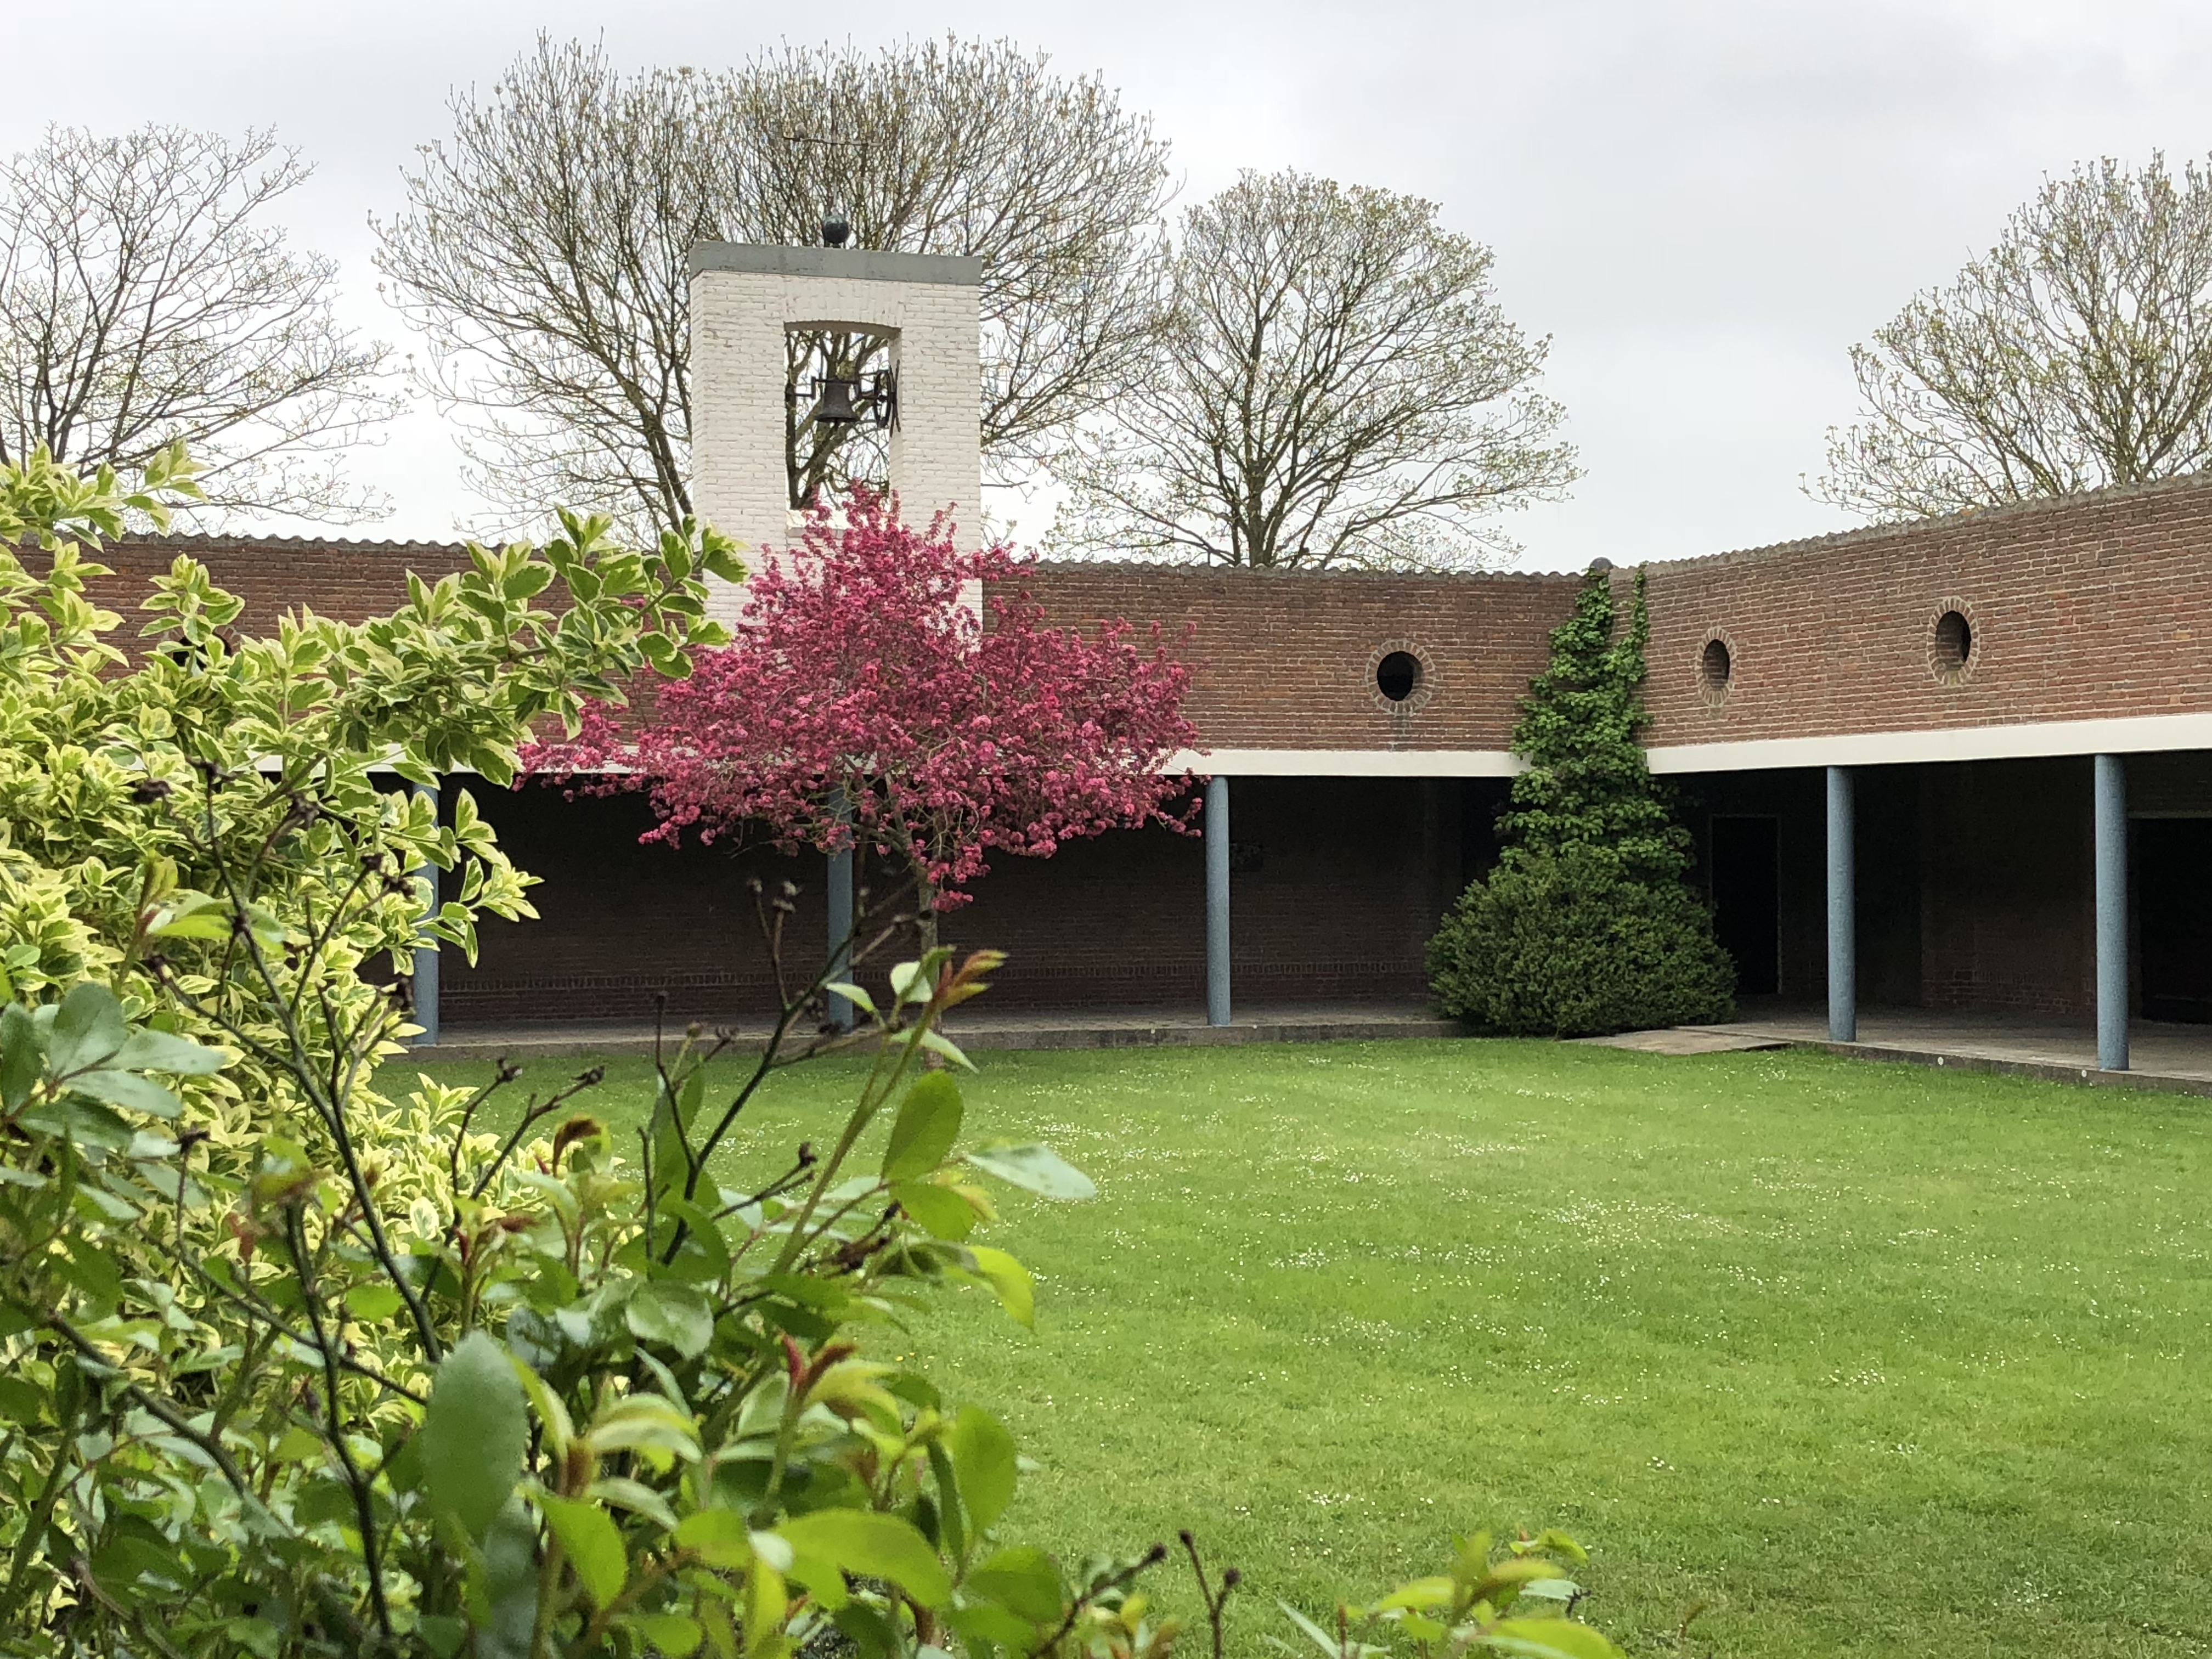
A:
1699 636 1732 697
1375 650 1423 703
1932 608 1974 676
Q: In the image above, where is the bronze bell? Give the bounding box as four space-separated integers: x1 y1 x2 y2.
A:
812 376 863 426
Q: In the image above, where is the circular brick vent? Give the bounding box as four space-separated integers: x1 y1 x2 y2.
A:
1375 650 1423 703
1929 603 1976 683
1933 610 1971 669
1367 641 1435 712
1699 636 1732 698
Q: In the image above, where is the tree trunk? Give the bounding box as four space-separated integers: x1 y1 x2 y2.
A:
914 870 940 956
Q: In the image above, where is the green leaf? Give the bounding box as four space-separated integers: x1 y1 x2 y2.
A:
583 1392 700 1468
627 1611 704 1656
915 1027 975 1071
786 1545 850 1611
589 1476 680 1531
778 1509 951 1607
19 1093 134 1150
945 1601 1042 1651
67 1070 181 1119
883 1073 963 1181
1477 1619 1623 1659
49 983 125 1076
1279 1600 1350 1659
892 1181 975 1240
113 1028 225 1075
0 1375 48 1424
421 1331 528 1539
148 911 230 941
966 1143 1096 1201
672 1507 754 1568
825 982 877 1015
479 1500 541 1656
347 1284 404 1323
626 1280 715 1359
540 1493 627 1610
1374 1576 1455 1612
967 1544 1061 1624
1 1003 41 1112
832 1601 898 1657
948 1406 1018 1533
962 1246 1035 1330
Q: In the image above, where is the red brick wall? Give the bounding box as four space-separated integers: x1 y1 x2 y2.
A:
43 493 2212 1028
1015 564 1575 751
60 534 472 635
1916 759 2096 1017
1638 473 2212 748
48 473 2212 758
55 540 1581 757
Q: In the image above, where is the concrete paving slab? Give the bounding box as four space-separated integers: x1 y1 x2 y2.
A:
1706 1005 2212 1098
411 1000 1468 1064
1575 1028 1790 1056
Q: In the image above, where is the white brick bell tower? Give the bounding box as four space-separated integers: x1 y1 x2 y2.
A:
687 242 984 619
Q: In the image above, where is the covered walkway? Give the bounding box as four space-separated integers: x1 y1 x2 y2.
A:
1708 1005 2212 1097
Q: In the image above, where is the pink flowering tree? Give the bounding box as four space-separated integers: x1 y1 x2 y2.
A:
526 489 1201 950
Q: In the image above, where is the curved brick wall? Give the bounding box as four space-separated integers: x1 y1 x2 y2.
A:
37 470 2212 756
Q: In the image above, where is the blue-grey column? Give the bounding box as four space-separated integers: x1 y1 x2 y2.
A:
2095 753 2129 1071
1205 775 1231 1027
1826 765 1855 1043
827 788 855 1030
411 781 441 1048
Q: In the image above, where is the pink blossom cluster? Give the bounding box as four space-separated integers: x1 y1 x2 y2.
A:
522 490 1201 909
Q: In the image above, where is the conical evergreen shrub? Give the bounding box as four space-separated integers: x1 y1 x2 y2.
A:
1427 567 1736 1035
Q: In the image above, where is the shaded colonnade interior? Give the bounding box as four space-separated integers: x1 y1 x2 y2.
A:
438 776 1510 1028
1686 751 2212 1031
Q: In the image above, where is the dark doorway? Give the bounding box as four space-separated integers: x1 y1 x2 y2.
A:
2137 817 2212 1022
1711 815 1781 996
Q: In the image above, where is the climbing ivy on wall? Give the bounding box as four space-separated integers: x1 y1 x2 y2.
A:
1429 567 1735 1035
1496 567 1693 881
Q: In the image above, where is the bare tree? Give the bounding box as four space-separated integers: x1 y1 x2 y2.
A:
375 35 1170 538
0 125 398 522
1817 154 2212 520
1048 171 1577 572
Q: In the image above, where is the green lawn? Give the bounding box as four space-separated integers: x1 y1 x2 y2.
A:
408 1039 2212 1658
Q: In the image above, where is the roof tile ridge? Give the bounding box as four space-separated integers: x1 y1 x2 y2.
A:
1638 469 2212 574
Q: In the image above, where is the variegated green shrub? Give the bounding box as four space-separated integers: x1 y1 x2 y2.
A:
0 449 1617 1659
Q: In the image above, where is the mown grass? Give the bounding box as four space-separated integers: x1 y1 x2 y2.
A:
408 1039 2212 1658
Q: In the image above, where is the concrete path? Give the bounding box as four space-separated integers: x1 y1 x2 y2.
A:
1701 1005 2212 1097
414 998 1465 1064
1575 1028 1787 1056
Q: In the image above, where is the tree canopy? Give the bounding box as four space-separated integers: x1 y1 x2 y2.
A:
1817 153 2212 519
1496 568 1694 884
1428 568 1733 1035
1051 170 1577 571
524 492 1199 944
375 35 1170 537
0 125 398 522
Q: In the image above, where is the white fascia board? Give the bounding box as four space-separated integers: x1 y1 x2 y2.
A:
1644 711 2212 774
1176 712 2212 781
1169 748 1522 777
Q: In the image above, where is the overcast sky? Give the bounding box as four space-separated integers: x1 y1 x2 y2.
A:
7 0 2212 569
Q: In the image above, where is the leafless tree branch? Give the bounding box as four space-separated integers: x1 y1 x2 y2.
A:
373 35 1171 540
0 124 400 523
1815 151 2212 520
1047 170 1577 572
